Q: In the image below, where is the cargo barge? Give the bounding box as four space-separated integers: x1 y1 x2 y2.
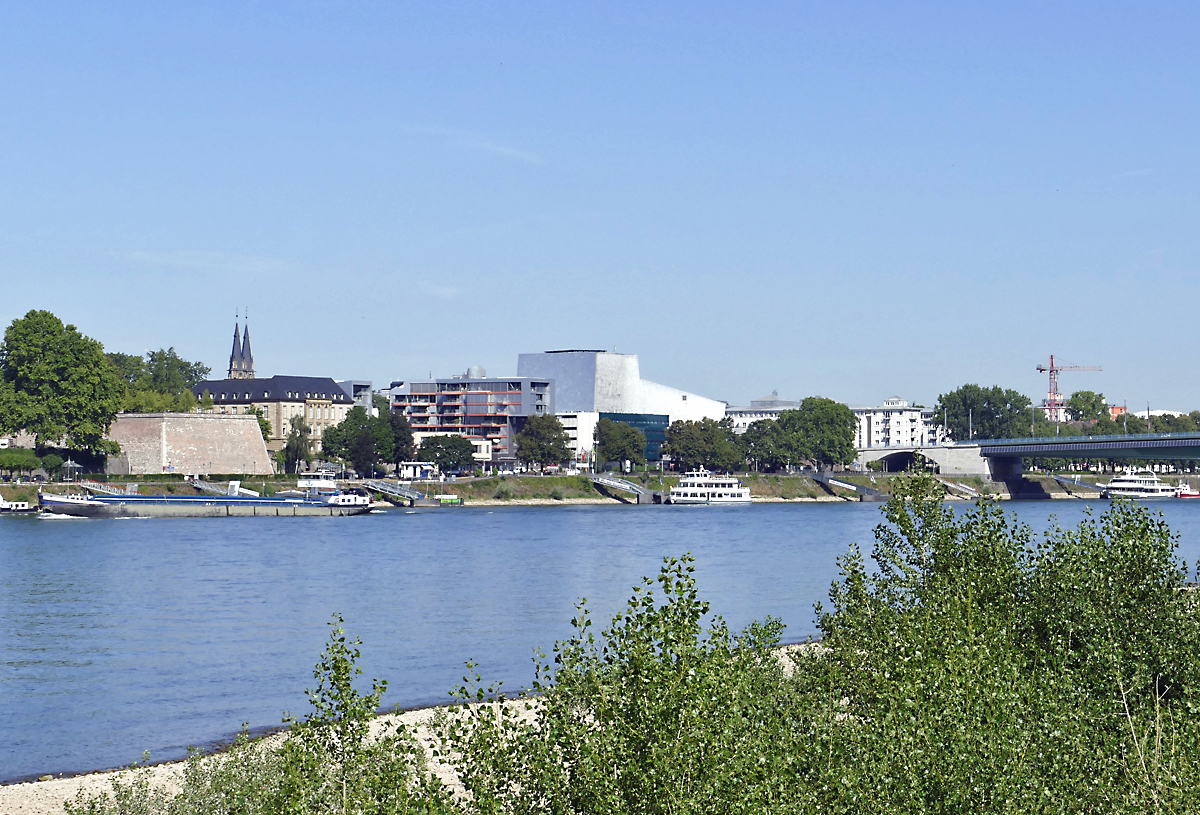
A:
39 479 372 519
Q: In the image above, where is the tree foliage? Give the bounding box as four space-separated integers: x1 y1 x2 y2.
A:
1066 389 1108 422
593 418 646 466
0 310 125 453
515 415 572 468
935 383 1032 441
418 434 477 472
388 412 415 465
663 417 742 471
739 398 857 471
0 447 43 476
323 406 398 475
247 407 272 441
282 416 312 474
106 347 210 413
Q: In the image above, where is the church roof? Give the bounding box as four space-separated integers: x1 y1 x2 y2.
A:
193 375 350 404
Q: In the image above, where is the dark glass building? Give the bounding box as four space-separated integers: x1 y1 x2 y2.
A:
599 412 669 461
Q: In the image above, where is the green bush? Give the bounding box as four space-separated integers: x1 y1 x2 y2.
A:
438 556 790 813
493 483 515 500
67 615 451 815
548 487 565 501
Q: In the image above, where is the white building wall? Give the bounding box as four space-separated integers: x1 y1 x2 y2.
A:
557 412 600 462
851 397 943 449
517 351 724 424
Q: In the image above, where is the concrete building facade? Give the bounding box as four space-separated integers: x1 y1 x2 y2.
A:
726 391 802 433
851 397 943 449
191 375 354 453
390 367 553 462
516 350 725 423
107 413 272 475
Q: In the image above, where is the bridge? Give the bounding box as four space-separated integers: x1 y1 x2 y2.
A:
973 432 1200 461
858 431 1200 481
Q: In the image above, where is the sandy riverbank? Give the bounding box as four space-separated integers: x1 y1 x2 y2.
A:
0 706 451 815
0 644 815 815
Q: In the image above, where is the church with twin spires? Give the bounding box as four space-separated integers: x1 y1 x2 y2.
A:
191 318 357 455
227 320 255 379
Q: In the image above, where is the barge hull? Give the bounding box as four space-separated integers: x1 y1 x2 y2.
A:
43 503 368 518
39 495 370 518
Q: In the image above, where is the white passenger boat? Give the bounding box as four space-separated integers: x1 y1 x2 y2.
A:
1098 469 1178 499
667 469 752 504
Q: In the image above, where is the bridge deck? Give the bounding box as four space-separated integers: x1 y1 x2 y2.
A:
973 431 1200 459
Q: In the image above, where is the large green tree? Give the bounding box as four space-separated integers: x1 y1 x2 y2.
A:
664 418 743 472
323 406 396 475
388 411 415 465
106 347 209 413
418 434 477 471
594 418 646 467
0 310 124 452
515 414 572 468
934 384 1032 441
781 397 857 467
742 419 788 471
1066 390 1108 422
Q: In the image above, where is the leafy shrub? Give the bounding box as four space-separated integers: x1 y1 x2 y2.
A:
67 615 450 815
438 555 791 813
493 483 515 500
548 487 564 501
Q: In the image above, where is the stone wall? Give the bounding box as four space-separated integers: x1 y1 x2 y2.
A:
108 413 273 475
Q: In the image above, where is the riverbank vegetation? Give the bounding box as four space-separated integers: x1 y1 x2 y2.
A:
62 477 1200 813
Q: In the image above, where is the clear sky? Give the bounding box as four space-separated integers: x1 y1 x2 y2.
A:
2 3 1197 410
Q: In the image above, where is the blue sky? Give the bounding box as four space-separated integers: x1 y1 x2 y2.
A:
3 2 1198 410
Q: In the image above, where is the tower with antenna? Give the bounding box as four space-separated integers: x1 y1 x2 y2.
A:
1036 355 1100 423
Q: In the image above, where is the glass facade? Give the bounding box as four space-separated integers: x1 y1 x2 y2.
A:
599 412 669 461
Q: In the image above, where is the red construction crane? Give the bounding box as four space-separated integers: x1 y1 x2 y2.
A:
1036 355 1101 422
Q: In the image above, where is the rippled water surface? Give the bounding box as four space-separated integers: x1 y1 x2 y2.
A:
5 498 1200 782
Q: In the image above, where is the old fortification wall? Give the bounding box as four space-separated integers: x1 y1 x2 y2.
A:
108 413 272 475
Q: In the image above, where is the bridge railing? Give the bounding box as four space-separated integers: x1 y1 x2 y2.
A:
590 474 652 496
970 431 1200 447
361 479 426 501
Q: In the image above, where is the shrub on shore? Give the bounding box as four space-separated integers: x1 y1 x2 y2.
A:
64 476 1200 813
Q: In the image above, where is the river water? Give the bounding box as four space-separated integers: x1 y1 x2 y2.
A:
5 498 1200 783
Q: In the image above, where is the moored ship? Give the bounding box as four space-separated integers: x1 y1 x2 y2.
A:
667 469 752 504
1098 469 1178 499
39 479 371 518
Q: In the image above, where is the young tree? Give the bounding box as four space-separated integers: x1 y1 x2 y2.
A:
934 384 1032 441
284 416 313 474
594 418 646 467
248 406 272 441
418 434 477 471
0 310 124 453
515 415 572 468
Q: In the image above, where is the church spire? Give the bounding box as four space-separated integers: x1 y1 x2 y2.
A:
228 315 243 378
241 322 254 378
